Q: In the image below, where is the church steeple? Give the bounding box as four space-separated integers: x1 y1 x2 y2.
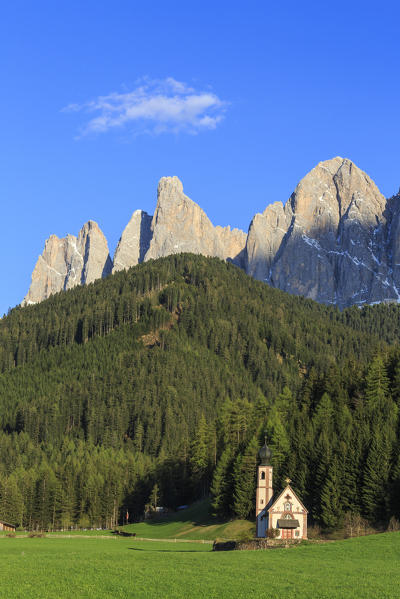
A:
258 434 272 466
256 433 273 537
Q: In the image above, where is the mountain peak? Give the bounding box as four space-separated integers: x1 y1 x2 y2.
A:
246 157 392 306
24 222 112 305
112 210 153 274
145 176 245 263
158 176 184 196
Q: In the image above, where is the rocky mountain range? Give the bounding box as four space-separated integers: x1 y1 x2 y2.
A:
24 157 400 308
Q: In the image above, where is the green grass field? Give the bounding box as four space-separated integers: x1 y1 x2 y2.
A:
1 532 399 599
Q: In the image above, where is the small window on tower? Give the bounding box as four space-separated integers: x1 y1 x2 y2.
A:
261 499 264 504
261 471 265 480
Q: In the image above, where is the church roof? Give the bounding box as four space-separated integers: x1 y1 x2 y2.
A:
277 519 300 529
258 442 272 466
268 485 308 514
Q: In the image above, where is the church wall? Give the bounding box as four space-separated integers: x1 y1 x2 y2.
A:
268 489 307 539
269 510 305 539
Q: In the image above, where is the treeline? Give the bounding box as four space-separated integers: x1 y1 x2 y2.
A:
211 354 400 528
0 254 399 529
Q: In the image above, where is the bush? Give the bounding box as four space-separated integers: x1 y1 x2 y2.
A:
28 531 46 538
6 532 16 538
266 528 280 539
343 512 370 538
307 525 322 539
387 516 400 532
236 531 254 543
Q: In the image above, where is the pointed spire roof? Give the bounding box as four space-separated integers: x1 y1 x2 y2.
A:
258 431 272 466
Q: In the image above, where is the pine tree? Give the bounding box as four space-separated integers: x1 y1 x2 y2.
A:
265 408 290 484
320 457 342 529
148 483 160 510
389 354 400 407
133 421 144 452
233 437 259 519
210 447 234 518
276 386 293 419
365 355 398 438
362 431 391 522
389 453 400 519
341 440 361 514
190 415 210 497
311 430 332 521
312 393 334 437
366 356 390 406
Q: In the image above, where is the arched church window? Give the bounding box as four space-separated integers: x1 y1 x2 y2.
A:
260 471 265 480
284 502 292 512
283 513 293 520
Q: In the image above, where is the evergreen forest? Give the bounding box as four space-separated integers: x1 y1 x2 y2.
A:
0 254 399 531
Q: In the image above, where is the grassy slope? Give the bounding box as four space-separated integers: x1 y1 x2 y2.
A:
120 500 255 540
0 532 399 599
0 501 254 541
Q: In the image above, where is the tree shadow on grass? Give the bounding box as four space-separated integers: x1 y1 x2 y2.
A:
124 499 222 531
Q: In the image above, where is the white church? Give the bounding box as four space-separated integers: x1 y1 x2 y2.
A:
256 441 308 539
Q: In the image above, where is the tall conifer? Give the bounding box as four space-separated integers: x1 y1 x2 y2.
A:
320 457 342 529
233 437 259 519
210 447 234 518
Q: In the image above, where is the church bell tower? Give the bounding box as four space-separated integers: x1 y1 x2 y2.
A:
256 437 273 537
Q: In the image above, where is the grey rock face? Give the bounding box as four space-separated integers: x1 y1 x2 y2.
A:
386 192 400 296
112 210 152 274
24 221 112 305
79 221 113 285
246 202 291 281
144 177 246 263
215 225 248 267
246 157 400 307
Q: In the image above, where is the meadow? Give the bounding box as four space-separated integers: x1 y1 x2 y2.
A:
120 500 255 540
1 532 399 599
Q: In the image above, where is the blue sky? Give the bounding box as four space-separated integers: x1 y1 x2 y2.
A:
1 0 400 315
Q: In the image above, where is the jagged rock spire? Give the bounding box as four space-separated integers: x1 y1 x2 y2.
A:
24 221 111 305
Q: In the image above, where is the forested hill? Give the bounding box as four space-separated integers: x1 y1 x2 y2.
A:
0 254 400 531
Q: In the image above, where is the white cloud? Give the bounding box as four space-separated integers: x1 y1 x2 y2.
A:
63 77 227 137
